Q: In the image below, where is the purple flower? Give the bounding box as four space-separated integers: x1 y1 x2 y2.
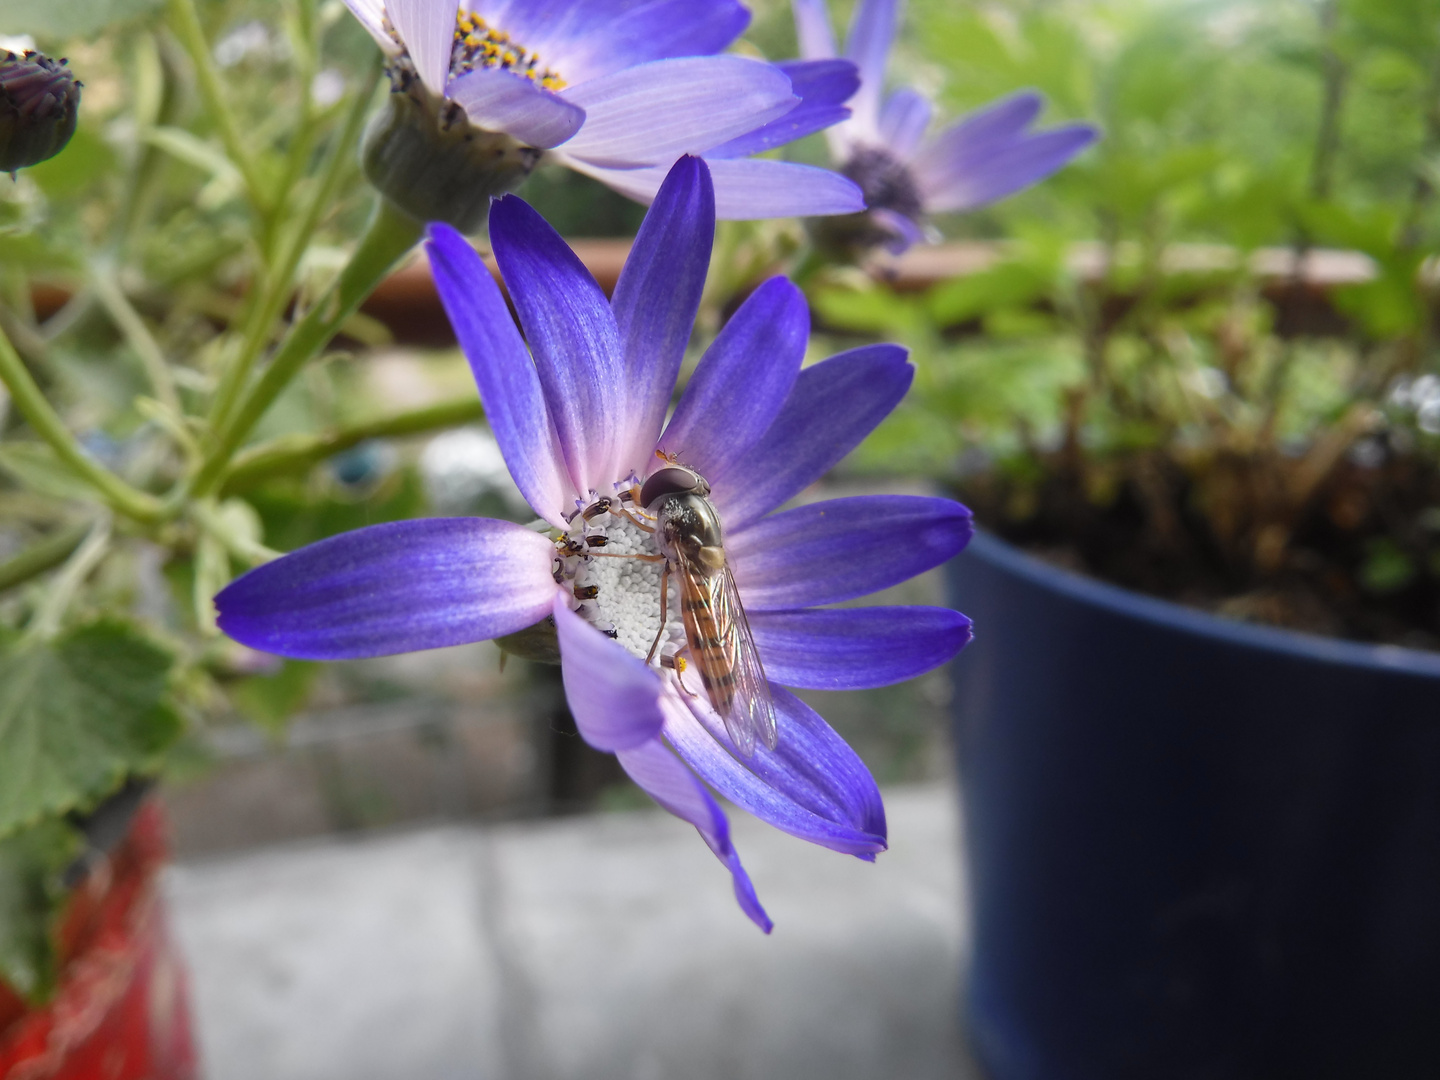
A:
345 0 864 222
214 157 973 931
794 0 1098 255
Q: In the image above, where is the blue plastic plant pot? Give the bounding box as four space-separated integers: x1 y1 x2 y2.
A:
948 530 1440 1080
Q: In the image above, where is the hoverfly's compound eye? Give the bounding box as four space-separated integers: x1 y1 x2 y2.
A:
641 466 701 510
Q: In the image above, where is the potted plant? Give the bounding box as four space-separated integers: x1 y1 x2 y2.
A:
810 0 1440 1074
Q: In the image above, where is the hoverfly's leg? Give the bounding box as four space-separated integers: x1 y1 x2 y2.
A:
609 505 657 534
645 565 671 666
661 647 700 698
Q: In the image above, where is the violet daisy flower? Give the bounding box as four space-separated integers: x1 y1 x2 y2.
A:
214 157 973 931
346 0 865 229
793 0 1098 257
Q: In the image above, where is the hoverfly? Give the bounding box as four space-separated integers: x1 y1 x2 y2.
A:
639 463 777 757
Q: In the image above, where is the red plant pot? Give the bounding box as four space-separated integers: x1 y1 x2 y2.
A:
0 802 198 1080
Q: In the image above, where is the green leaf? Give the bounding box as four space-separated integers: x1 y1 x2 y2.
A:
231 660 319 736
0 819 80 1003
0 0 163 37
0 620 182 840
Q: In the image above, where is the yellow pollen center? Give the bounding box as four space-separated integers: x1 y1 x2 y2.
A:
451 12 566 91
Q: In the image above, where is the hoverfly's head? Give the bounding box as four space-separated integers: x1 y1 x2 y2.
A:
640 464 710 510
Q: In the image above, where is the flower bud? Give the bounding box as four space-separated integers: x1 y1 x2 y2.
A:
0 50 81 175
361 75 541 234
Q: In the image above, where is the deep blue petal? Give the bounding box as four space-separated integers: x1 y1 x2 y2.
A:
658 276 807 484
750 606 973 690
616 736 773 932
708 344 914 531
489 194 626 495
729 495 973 610
215 518 556 660
555 596 665 751
610 156 714 479
661 686 887 857
427 223 572 524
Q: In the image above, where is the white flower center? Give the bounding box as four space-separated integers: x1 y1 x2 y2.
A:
554 484 686 665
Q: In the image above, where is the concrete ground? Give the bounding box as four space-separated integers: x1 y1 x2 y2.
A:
165 783 980 1080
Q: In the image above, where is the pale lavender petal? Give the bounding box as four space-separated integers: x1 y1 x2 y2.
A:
554 597 664 751
705 60 859 159
917 123 1098 213
729 495 973 610
750 606 972 690
215 519 556 660
615 736 772 932
559 57 797 166
559 156 865 219
792 0 838 60
342 0 397 52
878 87 931 159
704 159 864 218
489 194 626 495
610 156 714 479
843 0 898 134
708 344 913 531
913 89 1044 164
427 224 572 525
658 277 807 483
445 68 585 148
478 0 750 85
662 687 886 858
388 0 459 97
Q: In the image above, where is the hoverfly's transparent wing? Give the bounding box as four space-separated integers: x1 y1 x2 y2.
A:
674 560 776 757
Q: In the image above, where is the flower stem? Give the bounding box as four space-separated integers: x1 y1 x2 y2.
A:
90 264 181 414
166 0 269 212
192 199 424 497
23 515 112 642
0 327 166 523
220 396 484 493
206 56 383 436
0 524 90 595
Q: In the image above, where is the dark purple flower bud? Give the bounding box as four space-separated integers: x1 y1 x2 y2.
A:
0 49 81 175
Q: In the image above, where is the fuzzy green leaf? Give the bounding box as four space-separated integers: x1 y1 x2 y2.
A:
0 621 182 840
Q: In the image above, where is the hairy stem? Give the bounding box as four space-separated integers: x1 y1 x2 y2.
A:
0 328 165 523
192 199 424 497
221 397 484 493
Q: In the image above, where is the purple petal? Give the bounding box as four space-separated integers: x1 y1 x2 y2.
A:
558 56 797 166
388 0 459 97
658 277 807 483
610 157 714 480
615 736 772 932
554 596 665 751
661 687 886 857
342 0 396 52
427 224 572 525
215 519 556 660
479 0 750 85
705 59 859 159
878 87 931 159
917 123 1098 213
566 157 865 219
750 606 972 690
792 0 838 60
445 68 586 148
917 89 1044 160
843 0 898 133
708 344 914 532
488 194 626 495
728 495 973 610
870 208 927 254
